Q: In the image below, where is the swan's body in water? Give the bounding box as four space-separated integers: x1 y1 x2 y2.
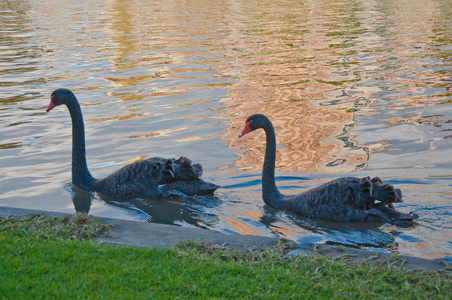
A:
46 88 219 199
239 114 418 223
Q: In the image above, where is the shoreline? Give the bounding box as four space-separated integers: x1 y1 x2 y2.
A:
1 205 449 272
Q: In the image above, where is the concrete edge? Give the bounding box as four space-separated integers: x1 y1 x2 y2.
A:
1 206 450 273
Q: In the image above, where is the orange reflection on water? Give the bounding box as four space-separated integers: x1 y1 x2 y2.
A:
219 0 451 174
222 100 357 173
219 0 368 173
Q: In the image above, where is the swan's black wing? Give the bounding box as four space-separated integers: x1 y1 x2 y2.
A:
284 177 418 223
93 156 219 199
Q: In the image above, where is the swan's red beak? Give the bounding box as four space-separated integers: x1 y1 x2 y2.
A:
239 121 252 138
46 96 55 113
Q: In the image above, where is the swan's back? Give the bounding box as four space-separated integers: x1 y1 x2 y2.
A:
93 156 218 199
281 177 417 222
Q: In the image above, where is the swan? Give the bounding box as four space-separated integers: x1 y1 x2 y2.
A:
239 114 418 223
46 88 219 199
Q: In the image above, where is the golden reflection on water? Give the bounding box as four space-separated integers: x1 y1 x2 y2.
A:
124 127 187 139
218 0 452 174
102 0 233 96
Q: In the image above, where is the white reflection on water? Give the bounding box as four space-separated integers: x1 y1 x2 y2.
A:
0 0 451 260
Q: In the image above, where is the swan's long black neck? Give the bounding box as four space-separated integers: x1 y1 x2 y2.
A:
65 96 95 191
262 120 283 208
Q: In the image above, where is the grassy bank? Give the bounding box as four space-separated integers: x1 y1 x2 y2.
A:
0 214 450 299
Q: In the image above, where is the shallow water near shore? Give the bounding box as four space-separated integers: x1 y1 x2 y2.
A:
0 0 451 260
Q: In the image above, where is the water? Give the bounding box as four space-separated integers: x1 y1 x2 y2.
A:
1 0 451 260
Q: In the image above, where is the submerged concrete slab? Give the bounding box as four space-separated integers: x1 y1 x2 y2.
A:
1 206 450 273
92 217 277 251
0 206 276 252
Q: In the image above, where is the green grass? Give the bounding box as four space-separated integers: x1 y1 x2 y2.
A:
1 214 450 299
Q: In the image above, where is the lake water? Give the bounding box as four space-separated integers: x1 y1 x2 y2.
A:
1 0 451 260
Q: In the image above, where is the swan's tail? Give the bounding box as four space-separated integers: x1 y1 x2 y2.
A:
361 176 419 223
159 157 218 196
173 156 203 180
367 176 402 204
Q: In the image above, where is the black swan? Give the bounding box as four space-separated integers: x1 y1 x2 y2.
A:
239 114 418 223
46 88 219 199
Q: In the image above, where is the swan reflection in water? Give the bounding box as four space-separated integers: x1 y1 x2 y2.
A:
259 205 416 250
69 184 221 229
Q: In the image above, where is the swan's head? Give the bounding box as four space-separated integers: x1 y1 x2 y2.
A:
239 114 271 138
46 88 75 112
